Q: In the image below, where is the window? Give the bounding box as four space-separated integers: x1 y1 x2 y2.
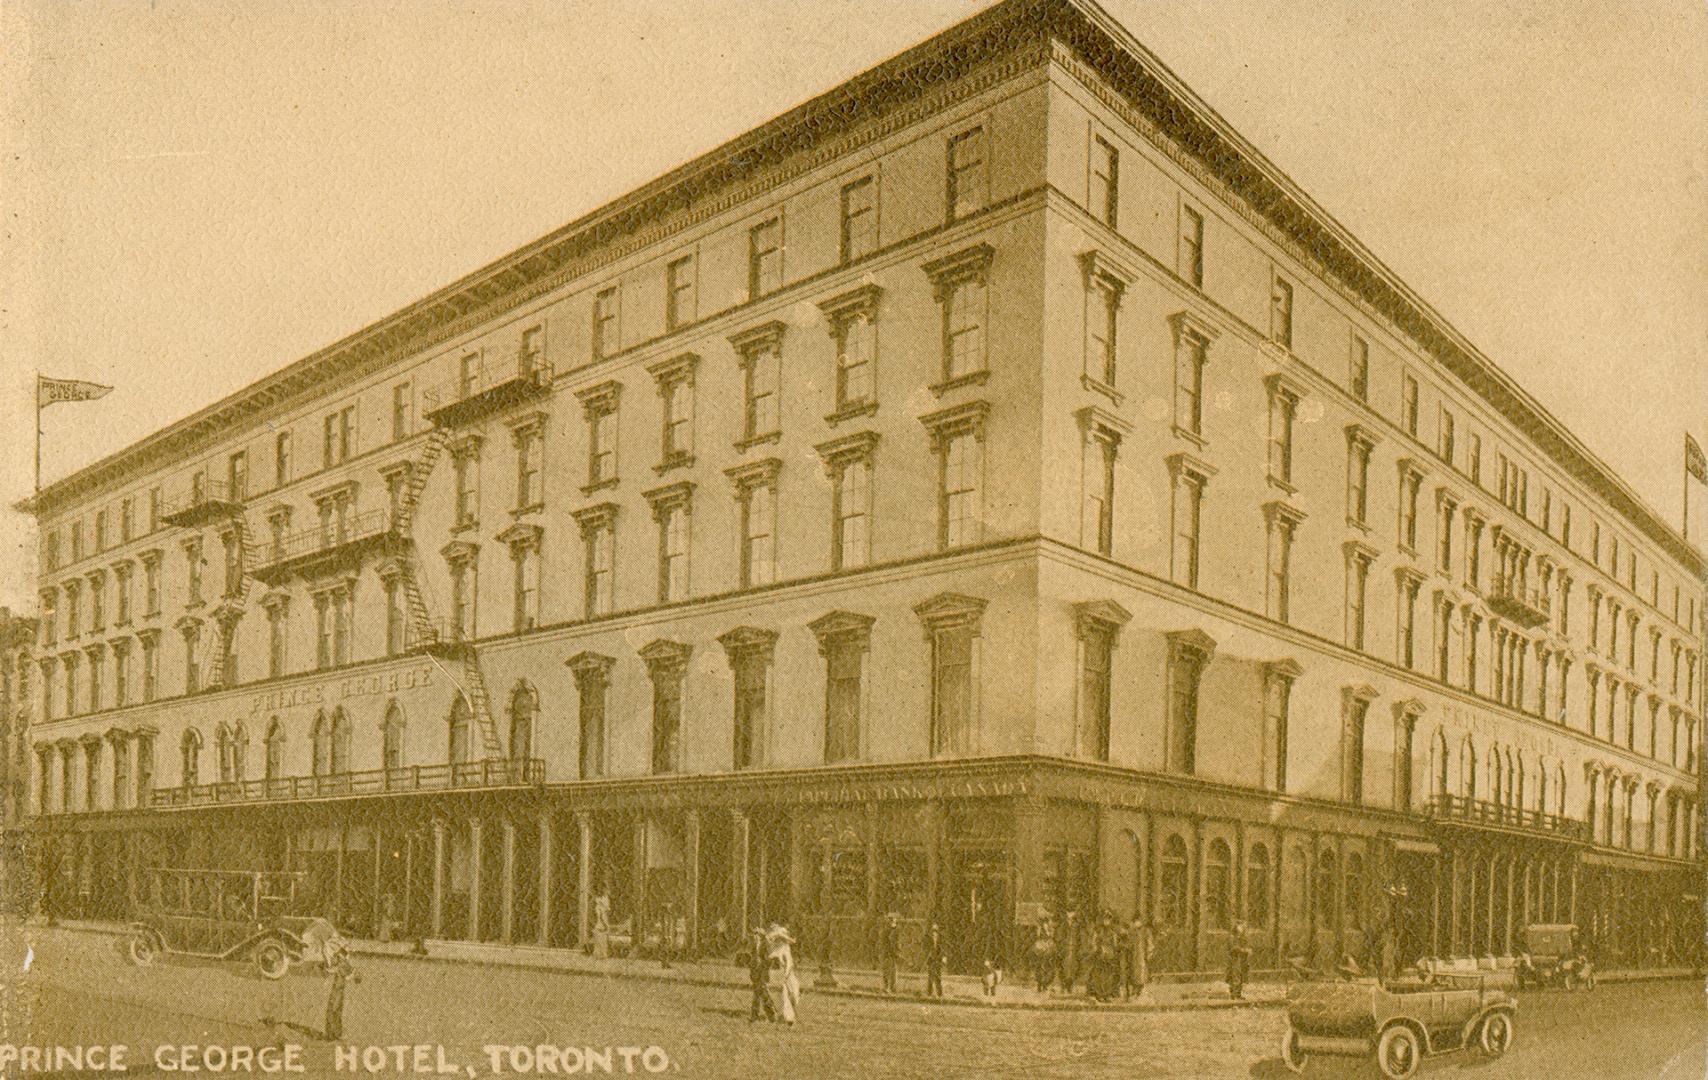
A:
1165 630 1214 774
112 733 130 808
946 126 986 221
140 632 158 702
458 352 480 397
89 572 106 630
1171 315 1214 437
508 683 537 763
518 324 543 374
180 729 201 788
592 286 619 359
391 382 412 441
1264 504 1301 624
1434 595 1453 681
65 581 81 639
1269 276 1293 348
641 641 690 774
322 405 355 468
1437 493 1457 573
568 653 613 779
1085 274 1120 388
1073 603 1128 762
382 706 404 775
452 442 479 528
1342 688 1374 805
731 462 779 589
510 536 540 632
268 601 288 676
1401 373 1419 437
1179 204 1204 287
817 618 870 765
923 405 986 550
274 432 292 487
576 383 620 490
43 530 59 572
919 594 985 758
665 255 696 331
71 521 85 562
448 697 471 767
1168 455 1211 588
819 432 877 572
1350 335 1369 401
839 177 876 264
1398 464 1422 551
1081 423 1119 556
1437 407 1455 465
87 648 104 713
831 307 877 417
649 353 696 468
114 564 131 625
95 509 110 552
377 576 402 656
1089 134 1118 225
732 323 784 444
574 505 616 618
113 642 129 708
1262 661 1299 792
447 555 476 643
1245 843 1271 927
646 483 692 603
1346 426 1375 526
1266 376 1301 487
514 421 543 509
748 218 782 299
1467 432 1482 486
941 268 988 382
719 629 776 770
1159 835 1188 928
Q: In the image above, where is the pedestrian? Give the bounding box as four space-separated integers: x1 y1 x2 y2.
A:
878 912 900 994
658 904 675 970
924 923 945 999
1031 917 1057 993
1094 915 1118 1001
1059 911 1081 994
1379 922 1399 983
1129 916 1156 999
981 957 1002 998
767 924 801 1026
321 941 358 1041
1226 923 1252 1000
1118 917 1135 1000
746 928 778 1023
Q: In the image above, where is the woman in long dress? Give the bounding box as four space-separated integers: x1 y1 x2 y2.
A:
767 924 800 1026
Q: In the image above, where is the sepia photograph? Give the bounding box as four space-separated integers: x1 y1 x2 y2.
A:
0 1 1703 1076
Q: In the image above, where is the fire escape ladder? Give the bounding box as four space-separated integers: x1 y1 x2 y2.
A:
461 649 505 760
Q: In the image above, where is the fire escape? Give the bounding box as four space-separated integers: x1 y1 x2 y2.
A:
160 479 252 692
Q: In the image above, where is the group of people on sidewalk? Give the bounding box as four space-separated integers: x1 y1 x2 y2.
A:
744 924 802 1026
1030 910 1160 1001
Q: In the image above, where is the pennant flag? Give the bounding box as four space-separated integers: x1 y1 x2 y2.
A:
1688 434 1706 484
38 376 113 409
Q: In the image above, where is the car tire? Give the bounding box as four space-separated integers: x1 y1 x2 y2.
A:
1479 1011 1515 1057
1376 1024 1422 1080
126 932 159 967
254 941 290 981
1279 1024 1307 1074
1564 970 1579 991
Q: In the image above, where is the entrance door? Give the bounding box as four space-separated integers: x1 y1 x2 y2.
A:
944 847 1011 973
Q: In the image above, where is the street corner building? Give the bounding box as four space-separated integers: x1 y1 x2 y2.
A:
8 0 1704 982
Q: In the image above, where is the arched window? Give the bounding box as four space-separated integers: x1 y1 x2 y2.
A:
1487 747 1503 807
509 682 538 762
264 718 284 781
1204 838 1231 931
382 702 405 772
1314 850 1337 928
1537 762 1549 816
1460 738 1477 798
1245 842 1271 927
1345 853 1364 931
231 721 246 780
1512 751 1526 811
310 710 330 776
180 728 202 787
1159 834 1189 929
448 695 471 766
329 707 351 774
1554 764 1566 817
1431 729 1449 801
215 723 235 783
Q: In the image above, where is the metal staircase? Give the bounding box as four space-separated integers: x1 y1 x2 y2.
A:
205 515 265 691
457 649 505 759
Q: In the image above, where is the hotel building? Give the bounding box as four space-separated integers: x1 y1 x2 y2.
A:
14 0 1704 975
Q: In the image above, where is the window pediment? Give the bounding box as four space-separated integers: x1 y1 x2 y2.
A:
495 523 543 549
309 479 359 506
1079 249 1135 294
816 431 879 473
1165 628 1217 663
575 380 622 415
1264 657 1303 682
571 502 618 535
647 352 699 387
1073 600 1132 638
638 639 692 676
818 283 882 323
808 610 876 650
725 457 781 495
440 540 479 564
919 400 989 449
1167 308 1221 347
922 243 994 296
565 650 616 685
643 480 694 519
717 626 779 662
914 592 987 629
729 320 787 355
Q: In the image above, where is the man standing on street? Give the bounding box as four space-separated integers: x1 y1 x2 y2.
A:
321 941 358 1041
924 922 945 999
747 928 778 1023
878 912 900 994
1226 922 1252 1000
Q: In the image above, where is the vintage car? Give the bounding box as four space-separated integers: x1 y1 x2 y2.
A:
1282 974 1516 1079
124 868 343 980
1516 923 1595 990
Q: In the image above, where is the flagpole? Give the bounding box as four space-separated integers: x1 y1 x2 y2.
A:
34 374 42 494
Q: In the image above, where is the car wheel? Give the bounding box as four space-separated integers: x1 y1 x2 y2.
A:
1279 1024 1307 1074
1564 970 1580 991
126 932 159 967
1376 1025 1422 1080
253 941 290 980
1479 1012 1514 1057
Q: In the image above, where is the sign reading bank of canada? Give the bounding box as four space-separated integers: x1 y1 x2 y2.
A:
248 664 437 718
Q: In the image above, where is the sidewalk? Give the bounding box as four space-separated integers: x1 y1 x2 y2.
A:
36 917 1699 1013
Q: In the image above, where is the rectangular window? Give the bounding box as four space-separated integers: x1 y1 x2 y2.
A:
1401 373 1419 437
120 498 134 542
1267 516 1295 623
1268 387 1298 486
731 653 766 771
391 382 411 441
1089 134 1118 226
322 405 354 468
1262 670 1293 792
592 287 619 360
89 650 104 713
1343 695 1370 806
71 521 84 562
141 637 157 702
1086 278 1118 387
588 405 616 486
824 637 864 763
577 671 607 779
658 504 689 603
839 177 876 264
1270 277 1293 348
515 429 542 508
1172 471 1205 589
929 622 975 756
458 352 480 397
1435 597 1453 680
1174 332 1207 436
275 432 292 487
661 378 694 464
835 312 875 411
1346 553 1370 650
1399 469 1421 551
583 519 614 618
748 218 782 299
946 126 986 221
95 510 109 552
831 455 872 571
1080 625 1114 761
1347 436 1371 525
1437 498 1456 573
741 341 781 442
381 580 403 657
650 670 682 774
144 559 160 616
269 607 287 677
513 545 539 632
1438 407 1455 465
1350 336 1369 401
939 429 982 549
665 255 695 331
454 453 478 528
740 483 777 588
186 540 204 606
1083 433 1116 556
1179 204 1204 287
942 275 987 382
1397 578 1420 668
519 324 543 373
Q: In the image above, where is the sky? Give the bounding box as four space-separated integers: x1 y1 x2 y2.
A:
1 0 1704 613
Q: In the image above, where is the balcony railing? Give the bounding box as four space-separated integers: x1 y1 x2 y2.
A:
1424 794 1587 841
253 509 402 584
151 757 544 809
1487 573 1551 628
423 348 553 427
160 479 246 527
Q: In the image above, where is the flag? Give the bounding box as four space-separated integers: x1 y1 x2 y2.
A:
1688 434 1707 484
38 376 113 409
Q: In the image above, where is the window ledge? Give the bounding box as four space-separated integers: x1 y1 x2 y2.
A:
733 431 782 453
1345 517 1371 535
580 477 619 496
1080 374 1123 406
825 401 879 427
1266 475 1298 497
930 370 989 397
510 503 545 519
652 453 696 476
1171 425 1208 450
449 520 479 536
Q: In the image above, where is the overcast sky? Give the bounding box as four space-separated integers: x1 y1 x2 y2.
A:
1 0 1704 613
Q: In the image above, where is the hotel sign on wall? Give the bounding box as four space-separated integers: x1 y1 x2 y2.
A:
1440 702 1563 758
247 664 438 717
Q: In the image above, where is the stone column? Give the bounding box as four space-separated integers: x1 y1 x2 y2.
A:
468 816 483 942
685 810 701 951
924 801 943 929
632 816 648 934
731 809 751 932
536 811 554 948
431 819 445 938
333 826 347 929
576 811 593 949
500 818 516 945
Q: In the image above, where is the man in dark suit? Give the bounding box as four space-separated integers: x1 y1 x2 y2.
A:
924 923 945 999
878 912 901 994
747 928 778 1023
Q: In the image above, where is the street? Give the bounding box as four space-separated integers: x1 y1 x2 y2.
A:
1 929 1701 1079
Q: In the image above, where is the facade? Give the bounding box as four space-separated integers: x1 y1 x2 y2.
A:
15 0 1705 976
